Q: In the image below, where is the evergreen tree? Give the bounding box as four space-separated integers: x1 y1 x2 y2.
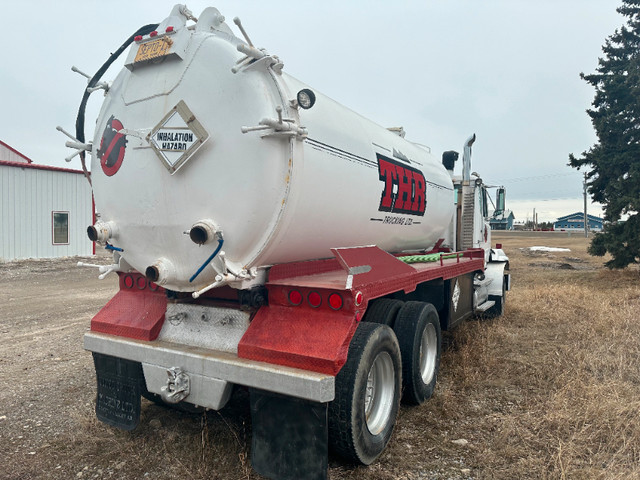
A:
570 0 640 268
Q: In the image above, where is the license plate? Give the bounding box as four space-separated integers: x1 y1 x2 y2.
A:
134 37 173 63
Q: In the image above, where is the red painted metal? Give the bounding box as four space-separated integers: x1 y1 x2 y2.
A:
332 246 416 289
269 246 485 300
238 306 357 375
90 273 166 341
240 245 485 375
268 257 341 282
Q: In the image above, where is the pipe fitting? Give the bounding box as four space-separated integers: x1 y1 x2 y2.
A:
87 221 118 243
189 219 222 245
145 257 177 286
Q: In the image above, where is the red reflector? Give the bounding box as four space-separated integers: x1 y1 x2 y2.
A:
308 291 322 308
496 243 503 249
150 31 158 37
123 274 134 289
136 277 147 290
166 26 174 33
328 293 343 310
288 290 303 306
355 291 364 306
134 35 143 42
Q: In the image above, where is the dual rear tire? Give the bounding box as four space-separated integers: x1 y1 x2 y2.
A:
329 300 442 464
394 302 442 405
328 322 401 465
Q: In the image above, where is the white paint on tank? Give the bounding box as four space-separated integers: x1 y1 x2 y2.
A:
90 6 455 292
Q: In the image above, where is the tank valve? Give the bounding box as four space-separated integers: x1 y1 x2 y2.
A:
145 258 177 286
87 221 118 243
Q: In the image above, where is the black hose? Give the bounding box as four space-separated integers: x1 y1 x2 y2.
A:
74 23 159 184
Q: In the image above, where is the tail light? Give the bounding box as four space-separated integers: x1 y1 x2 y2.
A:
288 290 303 306
285 289 347 311
307 292 322 308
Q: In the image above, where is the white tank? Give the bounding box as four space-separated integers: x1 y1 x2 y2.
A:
89 5 455 293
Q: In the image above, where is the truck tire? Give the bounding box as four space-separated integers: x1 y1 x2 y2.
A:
362 298 404 327
393 302 441 405
485 275 507 318
328 322 402 465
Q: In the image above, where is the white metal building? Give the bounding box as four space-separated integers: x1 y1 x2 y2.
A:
0 142 93 261
0 140 32 165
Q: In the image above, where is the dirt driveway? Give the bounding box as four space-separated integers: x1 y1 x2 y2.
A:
0 253 118 479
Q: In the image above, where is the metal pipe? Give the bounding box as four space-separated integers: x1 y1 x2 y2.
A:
462 133 476 185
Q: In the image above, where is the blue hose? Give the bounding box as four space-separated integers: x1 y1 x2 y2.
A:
189 238 224 283
105 242 123 252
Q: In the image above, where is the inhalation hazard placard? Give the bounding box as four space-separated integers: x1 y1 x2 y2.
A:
154 129 196 152
148 100 209 174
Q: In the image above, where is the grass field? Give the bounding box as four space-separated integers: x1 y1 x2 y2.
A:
432 231 640 479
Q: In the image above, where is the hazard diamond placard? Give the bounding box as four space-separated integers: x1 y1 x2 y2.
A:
148 100 209 174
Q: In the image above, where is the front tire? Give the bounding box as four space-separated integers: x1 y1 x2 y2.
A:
329 322 402 465
394 302 442 405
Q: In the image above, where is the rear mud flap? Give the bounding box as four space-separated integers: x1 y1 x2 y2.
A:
92 353 143 431
250 388 328 480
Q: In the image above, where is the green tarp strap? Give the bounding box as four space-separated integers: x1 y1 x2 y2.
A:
398 253 459 264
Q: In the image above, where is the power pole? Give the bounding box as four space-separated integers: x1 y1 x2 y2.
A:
583 172 588 238
533 208 536 230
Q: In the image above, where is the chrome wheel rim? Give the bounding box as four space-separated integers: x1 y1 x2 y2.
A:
364 351 395 435
419 323 437 384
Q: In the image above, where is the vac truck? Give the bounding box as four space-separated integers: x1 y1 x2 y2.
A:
62 5 510 480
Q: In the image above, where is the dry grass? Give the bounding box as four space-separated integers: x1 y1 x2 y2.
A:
430 232 640 479
3 232 640 479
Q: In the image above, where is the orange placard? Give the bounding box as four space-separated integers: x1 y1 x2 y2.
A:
134 37 173 63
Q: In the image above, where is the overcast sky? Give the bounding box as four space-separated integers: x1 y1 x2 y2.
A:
1 1 624 222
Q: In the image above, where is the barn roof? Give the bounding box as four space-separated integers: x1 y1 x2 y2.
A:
0 160 86 175
0 140 33 163
555 212 603 222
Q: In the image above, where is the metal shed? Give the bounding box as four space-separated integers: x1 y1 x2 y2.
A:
0 158 93 261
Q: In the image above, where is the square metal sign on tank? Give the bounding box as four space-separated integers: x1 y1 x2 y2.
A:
148 100 209 174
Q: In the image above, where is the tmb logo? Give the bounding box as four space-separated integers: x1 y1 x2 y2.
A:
377 154 426 216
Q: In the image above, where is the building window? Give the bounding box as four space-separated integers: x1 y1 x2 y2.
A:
52 211 69 245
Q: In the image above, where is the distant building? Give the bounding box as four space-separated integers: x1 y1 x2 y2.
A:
554 212 603 231
0 141 93 261
490 209 515 230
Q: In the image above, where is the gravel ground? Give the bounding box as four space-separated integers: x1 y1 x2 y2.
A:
0 251 478 480
0 252 119 479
